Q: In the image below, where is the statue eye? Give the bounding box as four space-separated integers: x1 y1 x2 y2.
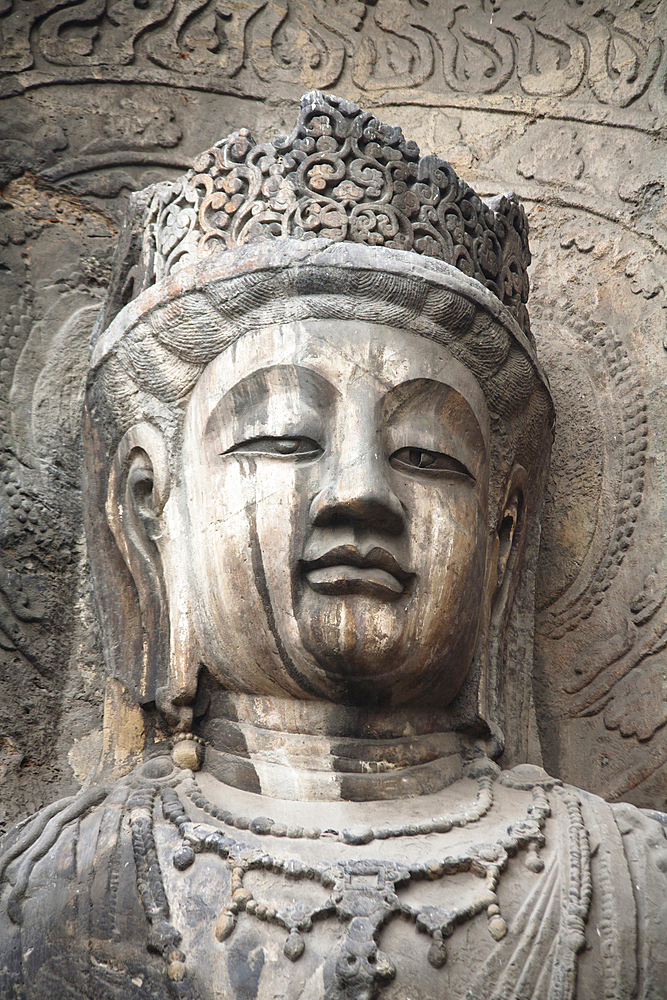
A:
226 436 322 459
390 447 474 480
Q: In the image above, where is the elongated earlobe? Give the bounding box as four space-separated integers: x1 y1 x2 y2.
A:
106 423 198 731
106 424 170 708
496 488 523 598
477 466 528 742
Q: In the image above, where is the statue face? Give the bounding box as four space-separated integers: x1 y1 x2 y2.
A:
171 318 491 708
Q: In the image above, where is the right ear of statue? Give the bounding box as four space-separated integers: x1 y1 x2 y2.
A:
106 423 197 731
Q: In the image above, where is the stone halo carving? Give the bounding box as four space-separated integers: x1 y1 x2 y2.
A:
535 313 647 634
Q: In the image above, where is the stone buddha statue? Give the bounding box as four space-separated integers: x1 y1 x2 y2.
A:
1 92 666 1000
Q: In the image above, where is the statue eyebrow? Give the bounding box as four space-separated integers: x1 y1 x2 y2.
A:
205 365 338 439
383 379 488 451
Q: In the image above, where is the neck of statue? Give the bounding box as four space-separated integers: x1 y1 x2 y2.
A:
194 690 491 803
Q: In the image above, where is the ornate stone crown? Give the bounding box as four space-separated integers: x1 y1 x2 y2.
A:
137 91 531 336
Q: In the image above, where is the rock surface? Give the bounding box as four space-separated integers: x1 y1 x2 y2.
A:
2 0 667 823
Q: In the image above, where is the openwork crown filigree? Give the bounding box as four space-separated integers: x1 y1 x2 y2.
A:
143 91 532 335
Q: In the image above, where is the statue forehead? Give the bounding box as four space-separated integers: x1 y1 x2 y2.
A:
186 318 490 449
91 242 542 380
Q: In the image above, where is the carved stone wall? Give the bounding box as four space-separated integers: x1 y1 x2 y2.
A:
2 0 667 828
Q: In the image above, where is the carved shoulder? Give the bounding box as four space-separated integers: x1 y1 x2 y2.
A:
0 779 189 1000
610 801 667 999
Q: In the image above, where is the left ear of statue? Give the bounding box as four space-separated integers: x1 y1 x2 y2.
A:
493 466 527 608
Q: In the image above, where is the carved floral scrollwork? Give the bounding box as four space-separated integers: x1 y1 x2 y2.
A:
38 0 176 67
145 0 266 80
0 1 665 121
248 0 367 89
351 2 435 92
582 12 663 109
458 0 663 107
506 13 586 98
143 92 531 333
439 1 516 95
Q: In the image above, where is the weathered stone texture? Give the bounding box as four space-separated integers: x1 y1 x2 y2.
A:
2 0 667 826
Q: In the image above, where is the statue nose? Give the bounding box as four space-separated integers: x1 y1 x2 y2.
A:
309 450 405 534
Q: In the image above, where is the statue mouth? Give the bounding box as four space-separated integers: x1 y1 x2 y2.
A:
301 546 413 601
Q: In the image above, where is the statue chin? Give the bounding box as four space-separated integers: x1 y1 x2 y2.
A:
193 575 482 708
293 597 473 708
297 590 425 685
3 91 666 1000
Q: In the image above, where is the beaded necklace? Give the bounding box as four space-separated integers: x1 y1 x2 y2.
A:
153 768 567 1000
183 768 496 845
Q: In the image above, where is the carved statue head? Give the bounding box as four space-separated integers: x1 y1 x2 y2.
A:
85 93 553 758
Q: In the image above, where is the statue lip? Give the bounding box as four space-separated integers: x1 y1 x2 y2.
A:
300 545 413 600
